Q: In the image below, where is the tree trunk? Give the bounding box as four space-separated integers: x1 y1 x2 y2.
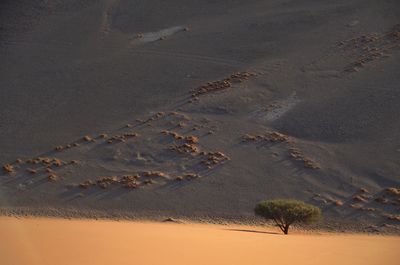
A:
283 225 289 235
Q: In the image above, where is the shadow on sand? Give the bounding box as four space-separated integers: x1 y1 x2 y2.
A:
224 228 279 235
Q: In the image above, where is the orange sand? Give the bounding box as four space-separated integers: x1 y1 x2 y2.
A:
0 217 399 265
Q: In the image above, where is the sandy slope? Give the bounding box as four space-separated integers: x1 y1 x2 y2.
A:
0 217 399 265
1 0 400 230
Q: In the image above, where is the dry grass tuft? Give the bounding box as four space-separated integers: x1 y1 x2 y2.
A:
54 146 64 151
83 135 94 142
3 164 15 173
143 179 156 185
177 122 186 128
375 197 389 204
98 133 108 139
142 171 168 178
353 195 368 203
386 187 400 196
79 180 95 189
184 135 199 144
47 174 58 182
387 215 400 222
26 168 37 174
332 200 343 206
53 159 63 167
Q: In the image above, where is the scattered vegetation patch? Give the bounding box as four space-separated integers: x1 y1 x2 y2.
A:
78 172 166 190
242 131 291 143
170 143 199 154
288 148 320 169
191 71 256 98
142 112 166 123
340 25 400 73
176 173 200 181
163 131 201 155
120 175 140 189
201 151 229 168
162 130 184 140
107 132 139 144
97 176 119 189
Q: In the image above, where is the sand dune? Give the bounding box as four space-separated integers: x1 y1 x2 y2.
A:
0 217 399 265
1 0 399 231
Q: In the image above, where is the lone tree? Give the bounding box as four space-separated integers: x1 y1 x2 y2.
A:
255 199 321 234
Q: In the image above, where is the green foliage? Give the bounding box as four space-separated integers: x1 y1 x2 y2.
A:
255 199 321 234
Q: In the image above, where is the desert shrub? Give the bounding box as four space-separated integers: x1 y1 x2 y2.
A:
255 199 321 234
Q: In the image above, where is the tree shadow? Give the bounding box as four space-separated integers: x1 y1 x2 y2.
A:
224 228 280 235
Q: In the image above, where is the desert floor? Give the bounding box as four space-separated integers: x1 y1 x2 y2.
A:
0 217 399 265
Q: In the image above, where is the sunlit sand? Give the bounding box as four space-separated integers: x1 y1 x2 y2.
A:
0 217 398 265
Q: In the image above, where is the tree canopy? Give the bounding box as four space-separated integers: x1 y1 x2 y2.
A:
255 199 321 234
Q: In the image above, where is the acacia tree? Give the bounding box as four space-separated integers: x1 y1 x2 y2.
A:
255 199 321 234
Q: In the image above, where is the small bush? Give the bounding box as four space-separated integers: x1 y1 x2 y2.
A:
255 199 321 234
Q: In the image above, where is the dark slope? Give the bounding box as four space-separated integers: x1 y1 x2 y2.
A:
1 0 399 231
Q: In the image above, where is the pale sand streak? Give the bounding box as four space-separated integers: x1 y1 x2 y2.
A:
0 217 399 265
